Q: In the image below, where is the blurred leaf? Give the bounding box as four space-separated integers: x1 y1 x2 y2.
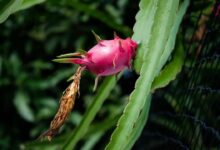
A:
59 0 132 36
0 0 22 23
69 112 82 126
85 115 120 138
27 68 74 90
81 132 103 150
192 1 214 14
36 97 57 120
22 135 67 150
13 91 35 122
9 53 22 76
17 0 46 11
0 56 3 75
20 142 59 150
29 60 53 70
23 113 119 149
105 4 122 24
0 0 45 23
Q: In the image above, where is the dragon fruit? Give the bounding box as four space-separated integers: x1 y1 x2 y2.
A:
54 32 138 90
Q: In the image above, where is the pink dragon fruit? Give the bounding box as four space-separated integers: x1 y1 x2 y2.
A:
54 32 138 90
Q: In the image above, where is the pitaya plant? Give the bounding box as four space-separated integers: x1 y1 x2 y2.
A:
38 0 189 149
40 32 138 140
62 1 189 150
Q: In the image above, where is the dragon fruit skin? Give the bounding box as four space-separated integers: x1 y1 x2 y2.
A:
53 34 137 90
69 36 137 76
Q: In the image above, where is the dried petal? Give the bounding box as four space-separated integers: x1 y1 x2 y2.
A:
39 67 85 141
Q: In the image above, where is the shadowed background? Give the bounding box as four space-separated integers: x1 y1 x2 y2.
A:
0 0 219 149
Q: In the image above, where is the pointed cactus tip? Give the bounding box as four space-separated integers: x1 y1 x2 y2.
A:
91 30 101 42
52 58 72 63
57 52 82 58
113 31 118 38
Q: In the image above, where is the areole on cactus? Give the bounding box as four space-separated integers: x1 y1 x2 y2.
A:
39 31 138 140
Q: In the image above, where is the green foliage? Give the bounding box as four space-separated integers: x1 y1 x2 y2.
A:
0 0 190 149
59 0 132 36
0 0 22 23
0 0 45 23
45 0 132 37
17 0 46 11
14 91 35 122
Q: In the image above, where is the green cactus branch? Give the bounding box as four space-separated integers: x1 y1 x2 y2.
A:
105 0 185 149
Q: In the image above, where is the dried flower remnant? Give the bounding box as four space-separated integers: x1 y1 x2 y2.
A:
39 66 85 141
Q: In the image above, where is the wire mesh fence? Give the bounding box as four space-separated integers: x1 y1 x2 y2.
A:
135 1 220 149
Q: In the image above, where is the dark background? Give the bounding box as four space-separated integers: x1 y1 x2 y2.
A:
0 0 219 149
